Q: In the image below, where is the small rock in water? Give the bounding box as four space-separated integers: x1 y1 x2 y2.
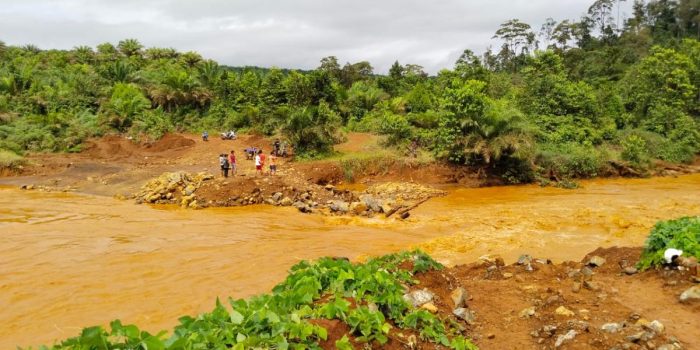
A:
517 254 533 265
572 282 582 293
588 255 607 267
453 308 476 325
450 287 468 308
554 330 577 348
601 323 623 333
679 285 700 303
502 272 514 279
554 306 575 317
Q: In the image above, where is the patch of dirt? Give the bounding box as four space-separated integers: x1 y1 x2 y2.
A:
306 247 699 349
407 247 700 350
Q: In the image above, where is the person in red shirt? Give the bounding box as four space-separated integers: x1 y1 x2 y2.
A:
228 150 237 175
259 150 266 175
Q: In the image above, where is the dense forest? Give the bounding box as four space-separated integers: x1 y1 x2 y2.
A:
1 0 699 183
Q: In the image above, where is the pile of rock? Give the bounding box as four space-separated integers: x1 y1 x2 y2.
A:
133 171 214 208
364 182 446 202
319 182 446 218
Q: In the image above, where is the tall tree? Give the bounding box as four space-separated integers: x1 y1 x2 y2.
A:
117 39 143 58
493 19 537 55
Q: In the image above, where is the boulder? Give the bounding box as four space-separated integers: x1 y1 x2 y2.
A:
450 287 468 308
519 306 536 318
623 267 638 275
329 200 350 214
587 255 607 267
453 308 476 325
644 320 664 334
679 285 700 303
517 254 533 265
554 306 575 317
421 302 438 313
293 201 312 213
554 330 577 348
403 289 434 307
272 192 283 201
360 194 382 212
184 184 196 196
583 280 602 291
280 197 293 206
601 323 622 333
380 203 393 214
349 201 368 215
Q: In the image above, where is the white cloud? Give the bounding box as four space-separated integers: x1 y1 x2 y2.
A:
0 0 633 73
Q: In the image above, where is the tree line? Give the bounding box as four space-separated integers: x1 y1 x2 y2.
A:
0 0 698 182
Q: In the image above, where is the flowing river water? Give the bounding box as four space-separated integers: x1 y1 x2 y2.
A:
1 174 699 348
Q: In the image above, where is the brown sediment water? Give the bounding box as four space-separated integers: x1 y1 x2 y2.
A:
1 174 699 349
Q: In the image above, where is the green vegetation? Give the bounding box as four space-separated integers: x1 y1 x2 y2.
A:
0 149 25 171
1 0 699 179
41 250 477 350
638 216 700 270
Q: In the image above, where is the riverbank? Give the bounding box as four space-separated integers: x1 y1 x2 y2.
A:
1 132 699 219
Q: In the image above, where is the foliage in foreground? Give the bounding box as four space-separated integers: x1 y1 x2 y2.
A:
39 250 477 350
638 216 700 271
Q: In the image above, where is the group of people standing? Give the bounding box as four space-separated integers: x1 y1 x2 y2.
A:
219 148 277 178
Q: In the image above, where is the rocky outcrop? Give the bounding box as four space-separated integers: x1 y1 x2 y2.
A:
133 171 214 208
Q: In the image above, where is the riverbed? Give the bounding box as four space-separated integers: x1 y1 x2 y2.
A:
1 174 699 349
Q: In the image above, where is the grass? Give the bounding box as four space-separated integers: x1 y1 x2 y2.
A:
0 149 26 171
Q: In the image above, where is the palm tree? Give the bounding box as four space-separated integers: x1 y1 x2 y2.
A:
22 44 40 54
461 99 534 165
72 45 95 64
145 47 179 60
180 51 202 68
117 38 143 57
197 60 221 88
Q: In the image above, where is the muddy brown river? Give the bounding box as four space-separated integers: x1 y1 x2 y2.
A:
2 174 699 349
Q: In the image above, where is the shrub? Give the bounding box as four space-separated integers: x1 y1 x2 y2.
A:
0 149 26 170
638 217 700 270
621 134 649 167
535 143 610 179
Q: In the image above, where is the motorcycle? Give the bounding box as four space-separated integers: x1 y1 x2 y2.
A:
220 131 237 140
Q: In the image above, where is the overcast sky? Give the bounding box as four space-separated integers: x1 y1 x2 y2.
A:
0 0 633 74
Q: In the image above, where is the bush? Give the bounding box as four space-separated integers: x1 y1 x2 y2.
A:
638 217 700 270
535 143 610 179
378 112 412 145
0 149 25 170
621 134 649 167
